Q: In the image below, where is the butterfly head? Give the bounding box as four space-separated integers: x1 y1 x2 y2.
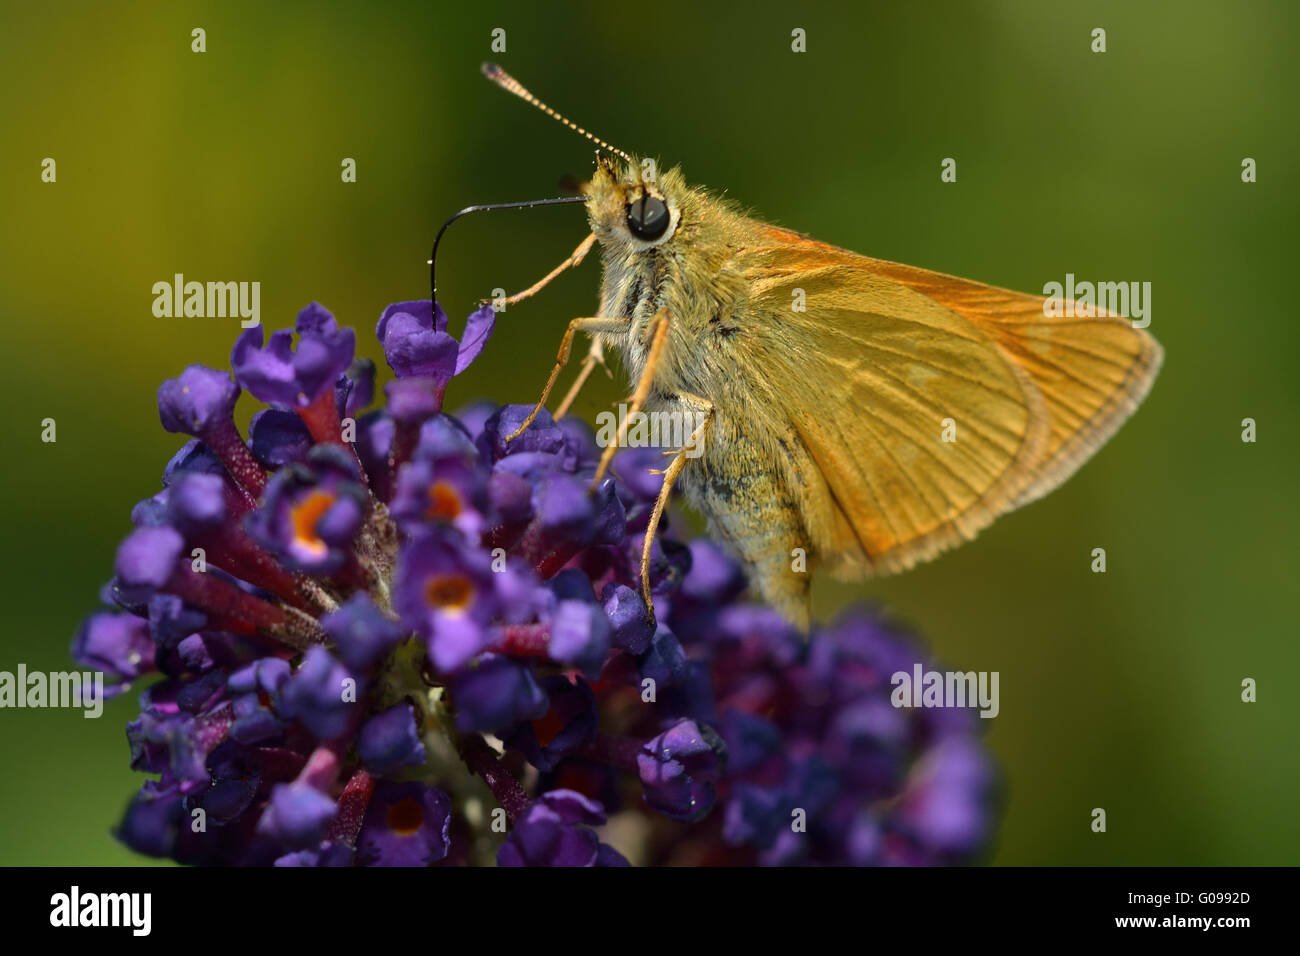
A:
585 154 685 254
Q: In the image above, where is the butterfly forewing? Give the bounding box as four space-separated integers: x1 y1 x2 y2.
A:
739 228 1161 578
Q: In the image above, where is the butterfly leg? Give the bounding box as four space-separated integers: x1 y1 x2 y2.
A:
553 336 611 420
591 307 670 488
504 315 630 443
637 390 714 624
487 232 596 310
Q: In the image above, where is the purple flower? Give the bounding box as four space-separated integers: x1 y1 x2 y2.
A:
357 782 451 866
245 445 368 574
166 472 226 532
232 303 355 409
895 739 997 858
504 675 597 772
497 790 628 867
80 294 1000 869
376 300 459 381
393 531 500 672
390 455 486 541
127 705 231 793
376 300 494 380
384 377 448 426
227 657 290 743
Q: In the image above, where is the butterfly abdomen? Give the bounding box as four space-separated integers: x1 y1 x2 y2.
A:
676 406 813 631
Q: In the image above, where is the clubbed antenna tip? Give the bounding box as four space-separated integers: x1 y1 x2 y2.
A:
480 62 634 165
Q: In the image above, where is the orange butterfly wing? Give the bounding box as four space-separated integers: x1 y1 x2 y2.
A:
737 225 1162 578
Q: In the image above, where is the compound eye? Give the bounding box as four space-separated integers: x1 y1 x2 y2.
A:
626 194 670 240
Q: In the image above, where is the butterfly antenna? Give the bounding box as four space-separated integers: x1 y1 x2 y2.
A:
482 62 635 165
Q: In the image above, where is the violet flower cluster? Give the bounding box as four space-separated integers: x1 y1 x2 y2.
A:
73 298 999 866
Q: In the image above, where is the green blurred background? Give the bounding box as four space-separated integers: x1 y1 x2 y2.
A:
1 0 1296 865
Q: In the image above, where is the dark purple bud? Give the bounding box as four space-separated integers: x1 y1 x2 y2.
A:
612 447 665 502
275 841 355 867
547 599 610 677
640 626 690 688
162 440 225 486
358 703 426 775
249 409 314 468
636 719 726 822
413 413 479 463
147 593 207 649
157 365 239 435
256 782 338 849
716 711 784 775
115 782 183 858
478 404 568 461
70 612 155 683
131 490 170 528
320 594 404 672
279 647 355 740
602 583 653 654
166 472 226 532
451 654 547 733
114 526 184 590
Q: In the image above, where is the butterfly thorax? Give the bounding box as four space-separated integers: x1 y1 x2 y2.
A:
586 159 755 397
583 159 819 627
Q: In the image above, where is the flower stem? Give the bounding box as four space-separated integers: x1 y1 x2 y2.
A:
461 734 530 823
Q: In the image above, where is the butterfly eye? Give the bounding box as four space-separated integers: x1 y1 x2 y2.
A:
626 194 670 241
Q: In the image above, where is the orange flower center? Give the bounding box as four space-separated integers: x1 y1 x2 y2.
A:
425 481 463 521
386 797 425 836
424 574 473 612
290 490 335 557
